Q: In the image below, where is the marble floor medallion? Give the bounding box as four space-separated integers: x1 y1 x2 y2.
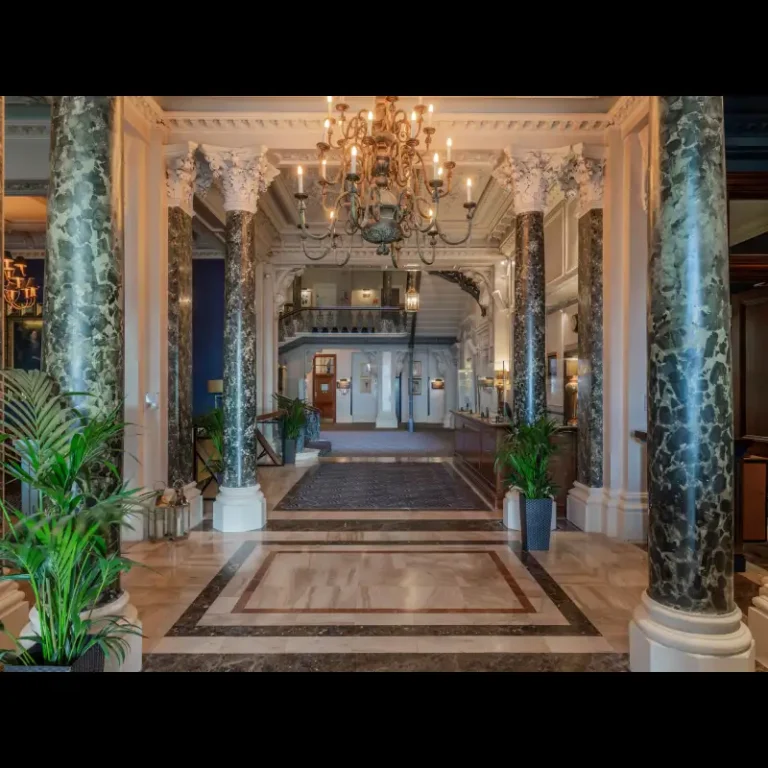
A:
274 463 489 511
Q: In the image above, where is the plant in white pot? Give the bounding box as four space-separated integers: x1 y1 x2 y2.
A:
273 395 307 465
496 417 560 551
0 370 151 672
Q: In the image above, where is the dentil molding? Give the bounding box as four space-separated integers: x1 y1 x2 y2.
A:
164 142 198 216
199 145 280 214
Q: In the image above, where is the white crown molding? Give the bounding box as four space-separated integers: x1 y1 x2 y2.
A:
166 112 612 135
608 96 650 132
5 123 49 138
129 96 166 127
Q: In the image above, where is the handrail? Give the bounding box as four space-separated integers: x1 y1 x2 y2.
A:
280 304 403 321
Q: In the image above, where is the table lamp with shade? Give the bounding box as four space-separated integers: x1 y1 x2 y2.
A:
207 379 223 409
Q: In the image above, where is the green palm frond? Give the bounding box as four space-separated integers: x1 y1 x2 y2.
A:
495 416 560 500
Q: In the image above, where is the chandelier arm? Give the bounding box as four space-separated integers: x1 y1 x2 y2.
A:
300 238 336 261
432 213 476 247
415 231 438 266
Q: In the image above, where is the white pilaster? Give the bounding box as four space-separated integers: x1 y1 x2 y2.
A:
630 591 755 672
375 349 399 428
213 484 267 532
566 482 605 532
597 124 649 540
747 576 768 668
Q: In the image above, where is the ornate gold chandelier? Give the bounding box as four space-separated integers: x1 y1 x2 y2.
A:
3 251 38 312
294 96 477 268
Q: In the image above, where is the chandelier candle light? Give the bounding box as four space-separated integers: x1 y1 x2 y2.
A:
3 251 38 312
294 96 477 267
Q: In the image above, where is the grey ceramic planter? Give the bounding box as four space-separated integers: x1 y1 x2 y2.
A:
2 644 105 673
520 496 553 551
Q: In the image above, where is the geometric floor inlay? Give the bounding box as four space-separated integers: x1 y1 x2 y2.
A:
232 550 535 614
274 462 489 511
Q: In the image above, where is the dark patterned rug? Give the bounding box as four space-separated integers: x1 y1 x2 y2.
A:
275 463 489 511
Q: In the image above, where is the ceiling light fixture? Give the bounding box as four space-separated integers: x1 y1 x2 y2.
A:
3 251 38 312
294 96 477 269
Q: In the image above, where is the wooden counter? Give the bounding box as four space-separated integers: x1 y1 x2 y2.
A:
451 411 577 513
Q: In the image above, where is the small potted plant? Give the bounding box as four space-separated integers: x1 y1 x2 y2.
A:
0 370 150 672
496 416 560 551
274 395 307 465
194 407 224 485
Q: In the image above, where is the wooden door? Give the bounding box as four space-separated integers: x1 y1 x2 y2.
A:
313 354 336 422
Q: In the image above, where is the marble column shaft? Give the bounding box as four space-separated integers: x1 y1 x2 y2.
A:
222 210 257 487
44 96 125 421
512 212 546 425
165 143 197 487
647 96 734 614
575 156 606 487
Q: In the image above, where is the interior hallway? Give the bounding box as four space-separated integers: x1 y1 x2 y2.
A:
319 426 454 457
123 461 768 672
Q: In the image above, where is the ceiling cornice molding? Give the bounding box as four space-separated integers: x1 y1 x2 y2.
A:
5 123 49 138
608 96 650 129
165 112 612 135
128 96 166 127
5 179 48 196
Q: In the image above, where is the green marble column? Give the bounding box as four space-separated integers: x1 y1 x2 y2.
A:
647 96 734 614
165 143 197 487
44 96 124 420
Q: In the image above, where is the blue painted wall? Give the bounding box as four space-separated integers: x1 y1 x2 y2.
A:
25 258 45 299
192 259 225 416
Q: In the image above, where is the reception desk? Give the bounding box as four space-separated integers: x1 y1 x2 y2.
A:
451 411 577 513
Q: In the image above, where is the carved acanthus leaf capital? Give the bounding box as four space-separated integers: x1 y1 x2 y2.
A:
572 152 606 217
199 145 280 214
493 148 571 215
164 142 198 216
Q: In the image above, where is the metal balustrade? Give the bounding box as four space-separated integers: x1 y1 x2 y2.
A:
278 306 409 342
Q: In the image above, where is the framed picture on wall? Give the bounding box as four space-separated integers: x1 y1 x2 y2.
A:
547 353 558 379
360 378 372 394
6 316 43 371
412 361 422 378
410 378 422 396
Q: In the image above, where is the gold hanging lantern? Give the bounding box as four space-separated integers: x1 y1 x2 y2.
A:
405 269 420 313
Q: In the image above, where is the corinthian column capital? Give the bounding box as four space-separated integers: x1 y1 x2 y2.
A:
493 148 571 214
164 142 198 216
570 145 606 217
199 145 280 214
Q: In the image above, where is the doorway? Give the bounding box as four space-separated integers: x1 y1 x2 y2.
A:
313 354 336 423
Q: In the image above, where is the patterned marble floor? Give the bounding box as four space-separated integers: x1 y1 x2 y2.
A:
124 463 767 672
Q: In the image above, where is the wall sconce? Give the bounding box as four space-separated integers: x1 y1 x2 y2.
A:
361 289 371 299
431 378 445 390
337 378 351 395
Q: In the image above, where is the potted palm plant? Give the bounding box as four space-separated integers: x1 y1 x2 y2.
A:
194 407 224 485
0 370 151 672
496 416 560 551
274 395 307 465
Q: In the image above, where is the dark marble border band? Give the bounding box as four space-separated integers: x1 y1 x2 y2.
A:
143 651 629 672
165 540 600 638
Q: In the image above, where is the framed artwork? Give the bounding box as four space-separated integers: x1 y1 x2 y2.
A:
431 379 445 390
411 378 422 396
360 378 372 395
412 361 422 378
547 353 558 379
300 289 312 308
6 317 43 371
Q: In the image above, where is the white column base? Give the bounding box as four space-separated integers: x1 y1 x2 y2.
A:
567 482 605 532
503 488 557 531
0 582 29 651
213 484 266 532
25 590 143 672
295 448 320 465
375 413 399 429
629 591 755 672
747 577 768 668
603 488 648 541
183 481 204 529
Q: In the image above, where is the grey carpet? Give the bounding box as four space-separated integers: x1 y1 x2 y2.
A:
275 462 488 511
